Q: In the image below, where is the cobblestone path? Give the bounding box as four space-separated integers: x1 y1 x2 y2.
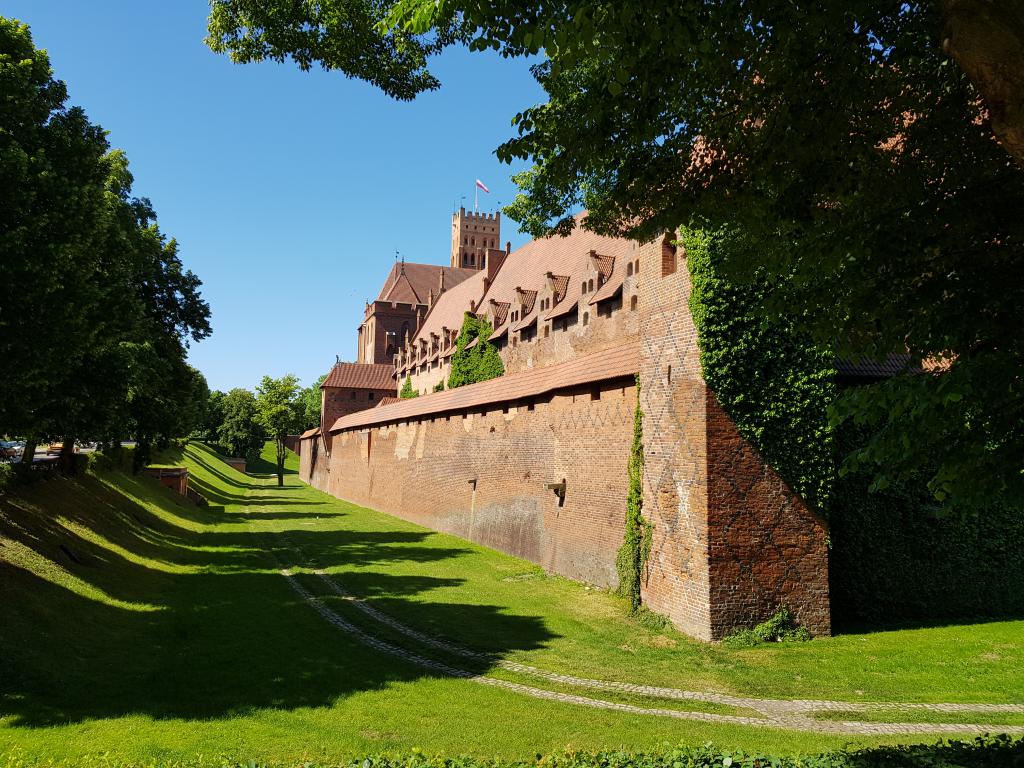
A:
271 538 1024 737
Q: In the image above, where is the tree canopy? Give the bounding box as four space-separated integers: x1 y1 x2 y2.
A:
1 17 211 466
255 375 302 486
206 2 1024 508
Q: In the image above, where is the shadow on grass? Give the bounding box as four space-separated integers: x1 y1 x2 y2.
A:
0 455 556 728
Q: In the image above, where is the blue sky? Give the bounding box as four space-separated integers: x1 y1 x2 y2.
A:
7 1 544 392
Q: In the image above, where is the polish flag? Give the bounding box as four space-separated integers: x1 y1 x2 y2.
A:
475 179 490 193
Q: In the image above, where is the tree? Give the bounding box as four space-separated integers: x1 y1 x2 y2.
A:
296 374 327 430
255 375 301 486
448 313 503 389
1 17 112 453
218 388 264 463
400 376 418 399
2 18 211 471
206 2 1024 509
198 390 227 442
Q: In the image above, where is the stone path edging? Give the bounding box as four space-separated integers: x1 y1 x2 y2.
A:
272 545 1024 736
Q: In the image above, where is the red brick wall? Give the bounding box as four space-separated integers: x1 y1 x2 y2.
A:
705 391 831 637
302 234 831 642
320 378 636 588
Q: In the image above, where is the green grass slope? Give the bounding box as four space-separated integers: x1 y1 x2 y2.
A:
0 443 1021 766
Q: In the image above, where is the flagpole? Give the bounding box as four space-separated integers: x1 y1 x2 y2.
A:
474 183 478 212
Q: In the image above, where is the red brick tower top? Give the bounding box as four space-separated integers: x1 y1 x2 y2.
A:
451 207 501 270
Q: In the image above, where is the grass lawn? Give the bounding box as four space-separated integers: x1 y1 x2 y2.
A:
1 442 1021 766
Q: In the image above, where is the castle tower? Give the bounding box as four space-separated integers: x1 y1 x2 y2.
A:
451 207 501 269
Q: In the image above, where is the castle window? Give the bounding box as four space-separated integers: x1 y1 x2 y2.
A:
471 237 475 246
350 391 357 400
368 391 374 401
582 312 590 326
630 295 638 311
463 237 467 245
661 235 678 276
627 262 633 277
543 325 550 338
581 281 587 294
588 279 594 292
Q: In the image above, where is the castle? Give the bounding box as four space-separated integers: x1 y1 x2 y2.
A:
300 207 831 641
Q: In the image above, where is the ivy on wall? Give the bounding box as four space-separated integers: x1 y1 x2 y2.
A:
616 377 650 613
448 313 504 389
684 227 837 511
684 226 1024 626
400 376 418 399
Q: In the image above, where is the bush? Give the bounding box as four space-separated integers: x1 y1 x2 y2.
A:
830 426 1024 627
1 738 1022 767
723 607 811 647
0 462 12 495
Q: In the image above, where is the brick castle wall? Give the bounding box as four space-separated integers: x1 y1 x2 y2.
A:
302 235 831 641
319 378 636 587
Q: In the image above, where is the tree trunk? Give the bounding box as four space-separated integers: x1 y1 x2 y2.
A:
943 0 1024 167
20 438 37 465
276 437 285 486
59 436 77 476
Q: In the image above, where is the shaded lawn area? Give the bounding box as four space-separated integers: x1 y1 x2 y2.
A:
0 442 1020 765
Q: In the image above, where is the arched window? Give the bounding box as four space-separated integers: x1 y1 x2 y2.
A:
582 312 590 327
635 259 640 273
627 262 634 277
661 235 677 276
543 325 550 338
581 281 587 294
588 279 594 292
630 295 638 311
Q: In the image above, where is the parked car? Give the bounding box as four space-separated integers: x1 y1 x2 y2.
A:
1 441 23 460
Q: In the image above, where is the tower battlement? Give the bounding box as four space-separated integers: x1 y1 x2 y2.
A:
451 206 501 269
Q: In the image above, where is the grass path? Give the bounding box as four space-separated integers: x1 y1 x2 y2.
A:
2 443 1022 765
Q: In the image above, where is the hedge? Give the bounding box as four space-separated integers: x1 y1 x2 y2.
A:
3 737 1022 768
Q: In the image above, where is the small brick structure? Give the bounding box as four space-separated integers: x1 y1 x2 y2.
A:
224 457 247 474
144 467 188 497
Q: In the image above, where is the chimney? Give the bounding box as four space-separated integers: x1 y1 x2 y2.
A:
438 269 446 293
506 241 511 254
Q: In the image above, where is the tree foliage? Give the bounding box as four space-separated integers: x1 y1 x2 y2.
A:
217 388 265 464
203 1 1024 508
400 376 418 399
447 313 503 389
255 375 302 486
1 17 211 467
296 374 327 430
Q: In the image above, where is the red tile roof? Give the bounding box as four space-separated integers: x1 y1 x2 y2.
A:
330 343 639 432
322 362 395 390
590 254 626 305
376 396 402 407
377 263 477 305
405 214 638 350
300 427 321 439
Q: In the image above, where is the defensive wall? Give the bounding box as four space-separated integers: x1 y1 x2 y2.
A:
301 236 830 641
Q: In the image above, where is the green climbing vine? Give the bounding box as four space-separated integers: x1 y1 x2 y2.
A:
448 312 504 389
616 377 651 614
684 226 837 511
400 376 418 399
